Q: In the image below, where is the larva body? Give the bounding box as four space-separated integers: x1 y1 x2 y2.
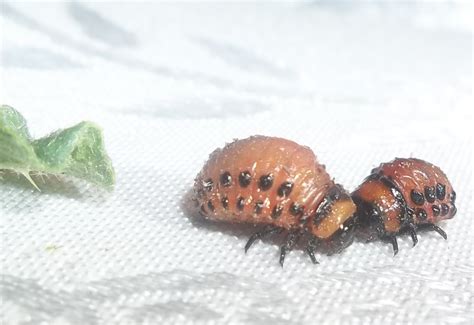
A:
352 158 456 254
194 136 356 265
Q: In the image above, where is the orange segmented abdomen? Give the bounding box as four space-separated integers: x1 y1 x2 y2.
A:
194 136 337 232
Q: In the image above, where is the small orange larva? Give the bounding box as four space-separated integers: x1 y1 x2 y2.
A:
352 158 456 255
194 135 356 265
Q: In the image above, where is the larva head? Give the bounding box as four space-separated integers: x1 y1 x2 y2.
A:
351 175 404 239
308 185 357 248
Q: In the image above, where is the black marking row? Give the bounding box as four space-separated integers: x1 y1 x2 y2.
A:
415 202 453 220
200 196 304 219
370 174 456 224
203 171 294 197
410 183 448 206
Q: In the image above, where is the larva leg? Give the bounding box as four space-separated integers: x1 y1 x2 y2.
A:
244 225 283 253
407 224 418 247
279 229 303 267
305 238 319 264
381 235 399 256
419 224 448 240
390 236 399 256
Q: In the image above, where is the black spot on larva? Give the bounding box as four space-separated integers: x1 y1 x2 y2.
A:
441 203 449 216
411 190 425 206
221 196 229 210
432 205 440 217
220 172 232 187
254 201 264 214
277 181 293 197
424 186 436 203
238 171 252 188
436 183 446 200
259 174 274 191
203 178 213 191
450 191 456 204
328 186 341 201
272 205 283 219
289 202 304 216
416 208 427 220
236 197 245 211
207 200 215 212
200 204 207 215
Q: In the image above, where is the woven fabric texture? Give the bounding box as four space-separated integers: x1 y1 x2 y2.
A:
1 3 472 324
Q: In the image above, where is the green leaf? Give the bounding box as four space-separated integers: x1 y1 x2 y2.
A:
0 105 115 189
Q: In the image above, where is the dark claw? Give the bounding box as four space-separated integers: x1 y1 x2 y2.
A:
390 236 399 256
408 225 418 247
305 242 319 264
245 225 282 253
279 248 287 267
428 224 448 240
417 223 448 240
279 230 302 267
306 248 318 264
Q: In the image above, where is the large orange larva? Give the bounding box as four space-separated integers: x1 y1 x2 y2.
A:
193 136 356 265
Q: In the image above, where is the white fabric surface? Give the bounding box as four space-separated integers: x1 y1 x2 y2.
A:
1 2 472 324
